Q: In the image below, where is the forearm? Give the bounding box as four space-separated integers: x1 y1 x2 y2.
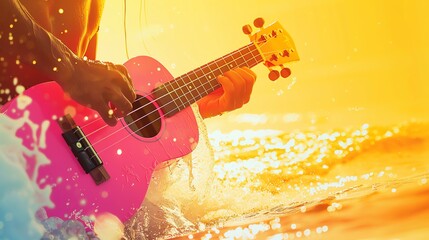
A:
0 0 77 87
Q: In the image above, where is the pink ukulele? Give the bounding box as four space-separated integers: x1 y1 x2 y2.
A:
2 19 299 223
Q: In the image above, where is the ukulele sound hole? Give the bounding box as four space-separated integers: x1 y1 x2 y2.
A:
123 95 161 138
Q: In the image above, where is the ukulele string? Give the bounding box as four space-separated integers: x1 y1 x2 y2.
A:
79 43 260 142
78 29 278 133
77 43 256 133
85 37 285 152
84 46 263 157
85 45 260 152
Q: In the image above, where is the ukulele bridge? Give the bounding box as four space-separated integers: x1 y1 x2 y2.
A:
58 114 110 185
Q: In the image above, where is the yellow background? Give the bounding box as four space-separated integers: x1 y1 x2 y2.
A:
98 0 429 131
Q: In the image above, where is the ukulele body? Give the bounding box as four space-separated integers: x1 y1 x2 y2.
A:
1 56 199 222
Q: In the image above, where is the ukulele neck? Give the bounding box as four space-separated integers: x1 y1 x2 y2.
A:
152 43 263 117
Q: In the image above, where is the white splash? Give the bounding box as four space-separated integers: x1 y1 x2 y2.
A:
0 114 52 239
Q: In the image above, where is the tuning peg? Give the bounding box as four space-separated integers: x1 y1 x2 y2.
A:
280 50 290 57
254 17 265 28
271 30 277 37
269 54 278 62
268 69 280 81
242 24 252 35
258 34 268 43
280 67 291 78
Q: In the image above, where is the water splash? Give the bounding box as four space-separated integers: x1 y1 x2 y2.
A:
0 106 102 239
0 114 51 239
125 115 429 239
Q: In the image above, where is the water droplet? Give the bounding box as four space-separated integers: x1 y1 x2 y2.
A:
101 191 108 198
198 222 206 231
64 105 76 117
58 8 64 14
327 205 335 212
304 229 311 236
41 217 64 232
15 85 24 94
117 149 122 155
322 225 328 232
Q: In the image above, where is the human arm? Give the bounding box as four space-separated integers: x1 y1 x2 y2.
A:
0 0 135 125
197 67 257 118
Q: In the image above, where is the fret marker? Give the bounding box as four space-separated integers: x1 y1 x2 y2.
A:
230 64 234 68
188 85 192 89
209 75 212 79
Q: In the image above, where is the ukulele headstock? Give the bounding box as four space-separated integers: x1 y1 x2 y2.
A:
243 18 299 81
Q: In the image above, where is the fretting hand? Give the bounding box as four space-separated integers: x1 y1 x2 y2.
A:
197 67 257 118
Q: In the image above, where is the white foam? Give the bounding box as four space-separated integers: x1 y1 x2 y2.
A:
0 114 52 239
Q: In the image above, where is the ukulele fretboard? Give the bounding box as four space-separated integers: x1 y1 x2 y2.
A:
152 43 263 117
